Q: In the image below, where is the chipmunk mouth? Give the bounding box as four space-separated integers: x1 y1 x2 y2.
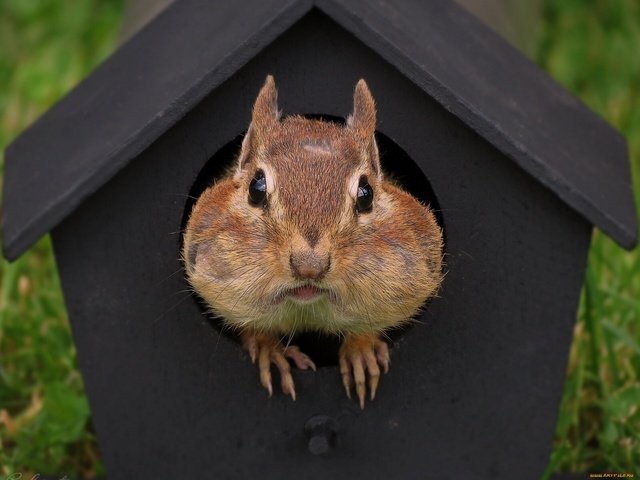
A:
275 284 334 304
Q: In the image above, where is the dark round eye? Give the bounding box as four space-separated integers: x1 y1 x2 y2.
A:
356 176 373 213
248 169 267 207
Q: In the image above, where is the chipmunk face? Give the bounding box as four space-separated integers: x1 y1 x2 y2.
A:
184 76 442 335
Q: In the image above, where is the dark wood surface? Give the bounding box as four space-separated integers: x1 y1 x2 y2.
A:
3 0 636 260
317 0 636 248
51 11 591 478
2 0 311 260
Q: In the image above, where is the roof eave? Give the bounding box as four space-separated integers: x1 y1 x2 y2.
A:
2 0 313 260
316 0 638 250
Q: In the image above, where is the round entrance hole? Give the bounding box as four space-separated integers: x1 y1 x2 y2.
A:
181 115 444 367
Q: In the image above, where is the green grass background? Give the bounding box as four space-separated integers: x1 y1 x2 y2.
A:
0 0 638 477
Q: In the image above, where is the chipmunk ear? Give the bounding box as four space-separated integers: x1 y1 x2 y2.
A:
237 75 281 173
348 79 381 177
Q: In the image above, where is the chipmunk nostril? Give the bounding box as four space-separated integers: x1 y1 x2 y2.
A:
290 252 331 281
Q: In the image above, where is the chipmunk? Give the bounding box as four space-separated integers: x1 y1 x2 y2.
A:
183 76 443 408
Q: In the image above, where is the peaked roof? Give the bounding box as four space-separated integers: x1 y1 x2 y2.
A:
3 0 637 260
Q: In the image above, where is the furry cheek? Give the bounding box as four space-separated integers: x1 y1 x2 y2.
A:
189 240 233 283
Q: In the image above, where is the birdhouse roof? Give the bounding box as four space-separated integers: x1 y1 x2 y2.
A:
3 0 637 260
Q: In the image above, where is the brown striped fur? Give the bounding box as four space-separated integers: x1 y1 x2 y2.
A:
183 76 443 336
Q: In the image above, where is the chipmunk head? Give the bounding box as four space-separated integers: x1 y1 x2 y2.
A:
184 76 442 334
232 75 382 289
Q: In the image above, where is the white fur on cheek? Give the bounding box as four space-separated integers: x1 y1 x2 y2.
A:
256 162 277 194
347 167 369 199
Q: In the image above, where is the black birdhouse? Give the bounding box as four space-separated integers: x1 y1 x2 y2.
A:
2 1 637 479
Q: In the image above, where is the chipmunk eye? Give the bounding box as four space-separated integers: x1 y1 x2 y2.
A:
248 169 267 207
356 176 373 214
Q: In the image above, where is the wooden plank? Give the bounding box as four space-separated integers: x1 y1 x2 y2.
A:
2 0 311 260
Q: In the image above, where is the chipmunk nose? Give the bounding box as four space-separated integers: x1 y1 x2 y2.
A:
290 251 331 281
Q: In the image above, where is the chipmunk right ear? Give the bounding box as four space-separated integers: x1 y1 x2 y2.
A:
348 79 381 177
237 75 281 173
348 79 376 138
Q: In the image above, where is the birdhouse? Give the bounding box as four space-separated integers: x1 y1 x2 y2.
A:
3 1 637 479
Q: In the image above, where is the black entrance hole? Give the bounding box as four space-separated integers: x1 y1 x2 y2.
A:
181 115 444 367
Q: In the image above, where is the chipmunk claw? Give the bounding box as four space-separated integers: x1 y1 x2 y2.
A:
243 332 314 400
339 333 390 409
284 345 316 371
375 340 390 374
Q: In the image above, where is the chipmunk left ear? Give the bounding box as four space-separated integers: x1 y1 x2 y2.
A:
348 79 381 177
237 75 281 174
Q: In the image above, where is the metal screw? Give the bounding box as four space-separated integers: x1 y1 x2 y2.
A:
304 415 339 455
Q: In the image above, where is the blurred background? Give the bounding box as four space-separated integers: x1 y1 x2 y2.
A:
0 0 638 477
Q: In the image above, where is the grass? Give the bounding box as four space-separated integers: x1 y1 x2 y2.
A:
0 0 124 476
537 2 640 476
0 0 638 477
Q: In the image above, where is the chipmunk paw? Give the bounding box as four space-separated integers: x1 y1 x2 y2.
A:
242 332 315 400
283 345 317 371
339 333 390 409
